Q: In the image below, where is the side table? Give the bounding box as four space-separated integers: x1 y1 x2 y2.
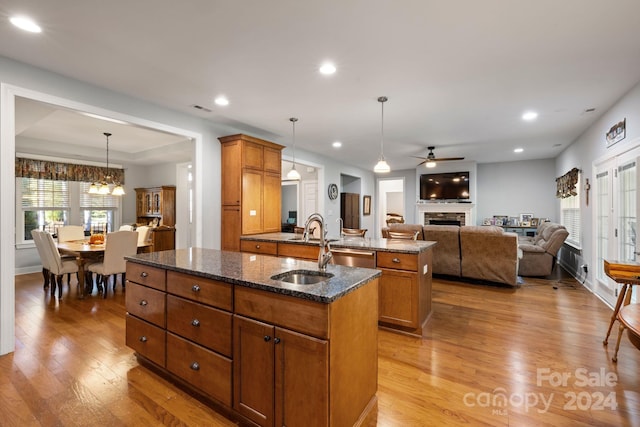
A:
602 259 640 346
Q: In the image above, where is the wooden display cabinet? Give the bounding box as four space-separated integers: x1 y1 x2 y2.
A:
135 186 176 226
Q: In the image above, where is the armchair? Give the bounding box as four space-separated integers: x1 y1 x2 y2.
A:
518 223 569 277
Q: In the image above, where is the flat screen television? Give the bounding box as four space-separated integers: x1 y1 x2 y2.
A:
420 171 470 201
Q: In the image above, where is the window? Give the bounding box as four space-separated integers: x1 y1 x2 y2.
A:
19 178 69 240
79 182 119 233
560 174 581 248
17 178 121 244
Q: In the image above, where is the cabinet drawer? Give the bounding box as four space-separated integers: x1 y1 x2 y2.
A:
166 333 232 406
240 240 278 256
126 315 166 367
126 282 166 328
166 295 232 357
126 262 166 291
376 251 418 271
167 271 233 311
235 286 329 339
278 243 319 260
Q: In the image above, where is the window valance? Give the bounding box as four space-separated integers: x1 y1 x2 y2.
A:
556 167 580 198
15 157 125 184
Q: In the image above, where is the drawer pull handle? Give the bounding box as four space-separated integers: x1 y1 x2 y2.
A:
139 300 148 306
191 319 200 327
264 335 271 342
192 284 201 292
256 244 260 249
190 362 200 371
140 272 149 278
274 337 281 344
392 258 401 263
139 336 147 343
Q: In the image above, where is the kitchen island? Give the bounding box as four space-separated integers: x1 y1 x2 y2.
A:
241 232 436 336
125 248 380 427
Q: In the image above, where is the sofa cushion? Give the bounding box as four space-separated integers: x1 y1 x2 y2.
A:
459 226 519 286
423 225 461 276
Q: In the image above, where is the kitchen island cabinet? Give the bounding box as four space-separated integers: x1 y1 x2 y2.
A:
126 248 380 427
241 233 436 336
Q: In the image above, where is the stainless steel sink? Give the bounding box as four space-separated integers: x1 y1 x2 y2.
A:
270 270 334 285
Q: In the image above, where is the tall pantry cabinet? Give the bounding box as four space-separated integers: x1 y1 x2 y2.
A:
219 134 284 251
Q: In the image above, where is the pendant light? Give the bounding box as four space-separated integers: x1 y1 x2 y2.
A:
287 117 301 180
374 96 391 173
88 132 125 196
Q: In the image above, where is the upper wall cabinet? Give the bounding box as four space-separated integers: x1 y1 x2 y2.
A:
219 134 284 251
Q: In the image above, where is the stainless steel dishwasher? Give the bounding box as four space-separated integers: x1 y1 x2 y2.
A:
330 248 376 268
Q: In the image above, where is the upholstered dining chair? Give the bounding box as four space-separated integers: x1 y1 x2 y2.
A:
87 231 138 298
31 230 51 291
119 224 134 231
342 228 368 237
41 230 79 298
135 225 151 246
57 225 85 242
387 230 419 240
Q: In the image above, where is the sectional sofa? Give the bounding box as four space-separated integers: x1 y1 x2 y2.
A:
382 223 520 286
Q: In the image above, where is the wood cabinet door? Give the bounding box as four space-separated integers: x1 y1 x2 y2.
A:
221 206 241 251
378 268 418 328
135 189 145 217
233 315 274 427
263 172 282 232
152 191 161 214
263 146 281 174
242 141 264 170
242 170 263 234
145 192 153 215
221 141 242 206
160 187 176 226
275 327 328 427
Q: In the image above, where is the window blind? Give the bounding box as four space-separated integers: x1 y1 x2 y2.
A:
20 178 69 209
561 175 581 247
78 182 120 208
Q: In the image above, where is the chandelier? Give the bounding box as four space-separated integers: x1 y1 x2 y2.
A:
88 132 125 196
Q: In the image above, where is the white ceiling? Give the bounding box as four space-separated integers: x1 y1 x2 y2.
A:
3 0 640 170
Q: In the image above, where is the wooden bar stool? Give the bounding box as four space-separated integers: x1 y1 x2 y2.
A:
602 260 640 346
612 303 640 362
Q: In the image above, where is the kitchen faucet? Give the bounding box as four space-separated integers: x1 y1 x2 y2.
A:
336 217 344 237
304 213 333 271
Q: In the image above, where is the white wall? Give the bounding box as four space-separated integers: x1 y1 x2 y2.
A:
477 159 557 225
556 80 640 281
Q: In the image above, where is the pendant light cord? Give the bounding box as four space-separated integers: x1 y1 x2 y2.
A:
290 117 298 165
104 132 112 179
378 96 387 159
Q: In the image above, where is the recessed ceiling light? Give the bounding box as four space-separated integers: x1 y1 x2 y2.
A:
214 96 229 106
319 63 336 75
332 141 342 148
10 16 42 33
514 148 524 153
522 111 538 121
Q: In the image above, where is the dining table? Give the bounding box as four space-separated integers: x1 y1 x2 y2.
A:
56 239 152 299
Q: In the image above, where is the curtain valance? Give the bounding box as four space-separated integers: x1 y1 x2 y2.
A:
556 167 579 198
15 157 125 184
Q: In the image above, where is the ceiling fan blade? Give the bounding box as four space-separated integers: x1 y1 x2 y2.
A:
432 156 465 161
416 159 427 166
410 156 428 160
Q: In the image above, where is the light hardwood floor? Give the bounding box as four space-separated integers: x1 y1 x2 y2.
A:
2 270 639 426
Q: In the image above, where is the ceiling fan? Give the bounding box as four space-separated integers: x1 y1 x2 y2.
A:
413 146 465 168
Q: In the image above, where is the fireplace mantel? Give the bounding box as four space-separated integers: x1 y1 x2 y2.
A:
416 202 476 226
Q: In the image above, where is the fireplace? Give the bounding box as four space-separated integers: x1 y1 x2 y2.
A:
416 202 476 226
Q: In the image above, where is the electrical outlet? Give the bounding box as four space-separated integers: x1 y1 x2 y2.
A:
581 264 588 274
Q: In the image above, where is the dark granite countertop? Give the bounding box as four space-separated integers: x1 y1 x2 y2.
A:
241 232 437 254
126 248 381 304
